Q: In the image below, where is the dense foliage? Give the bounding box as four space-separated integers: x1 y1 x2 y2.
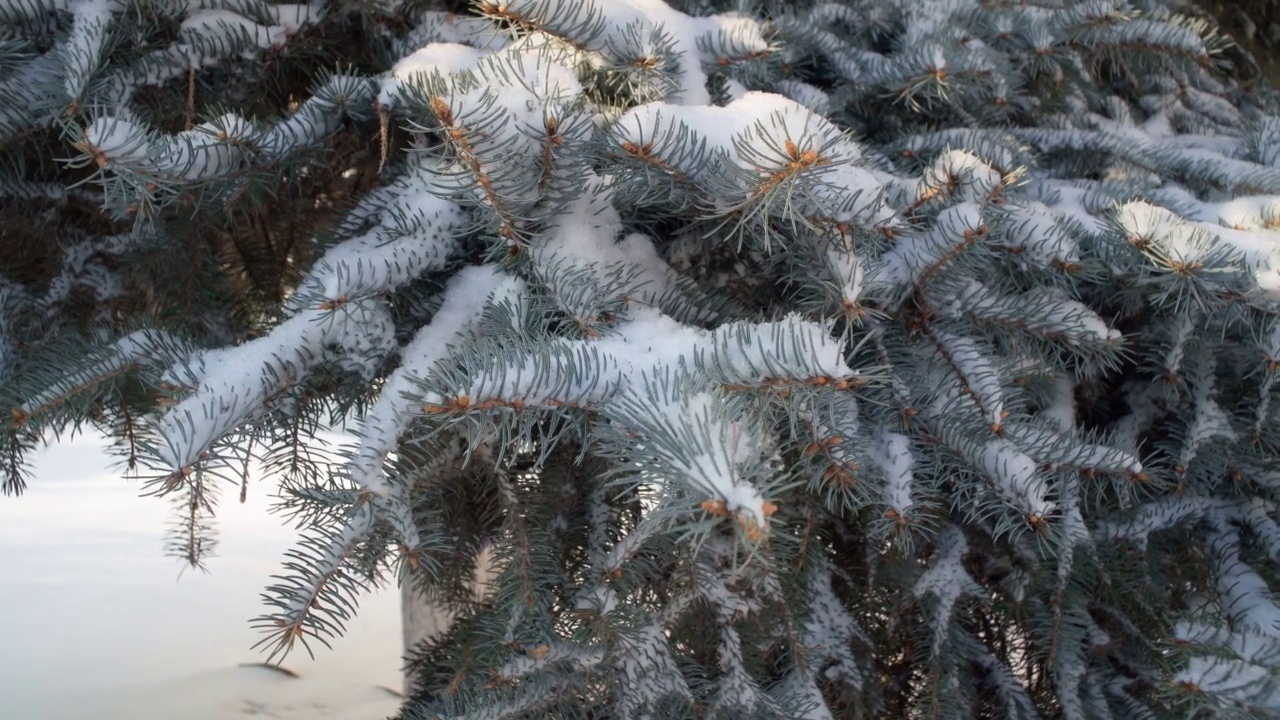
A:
5 0 1280 717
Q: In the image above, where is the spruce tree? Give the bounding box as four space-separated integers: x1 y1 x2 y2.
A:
4 0 1280 717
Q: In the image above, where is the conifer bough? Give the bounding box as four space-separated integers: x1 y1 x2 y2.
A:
4 0 1280 717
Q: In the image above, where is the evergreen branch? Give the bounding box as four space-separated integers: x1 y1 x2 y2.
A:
253 498 380 663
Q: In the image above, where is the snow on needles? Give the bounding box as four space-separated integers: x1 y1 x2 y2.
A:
179 4 318 60
451 300 857 533
62 0 115 102
869 432 916 521
1210 525 1280 639
928 329 1003 429
154 170 467 474
1170 520 1280 706
461 305 856 411
978 439 1055 520
378 43 487 107
613 92 898 229
491 0 767 106
914 525 982 653
298 178 466 305
998 202 1081 269
347 266 525 498
878 202 985 297
153 300 393 471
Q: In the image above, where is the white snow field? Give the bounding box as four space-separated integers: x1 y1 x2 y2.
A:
0 434 404 719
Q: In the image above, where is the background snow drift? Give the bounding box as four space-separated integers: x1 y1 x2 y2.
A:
0 433 402 718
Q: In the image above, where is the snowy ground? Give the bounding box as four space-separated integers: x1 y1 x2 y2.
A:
0 434 404 719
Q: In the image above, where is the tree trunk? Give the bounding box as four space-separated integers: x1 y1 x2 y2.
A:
400 547 496 694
